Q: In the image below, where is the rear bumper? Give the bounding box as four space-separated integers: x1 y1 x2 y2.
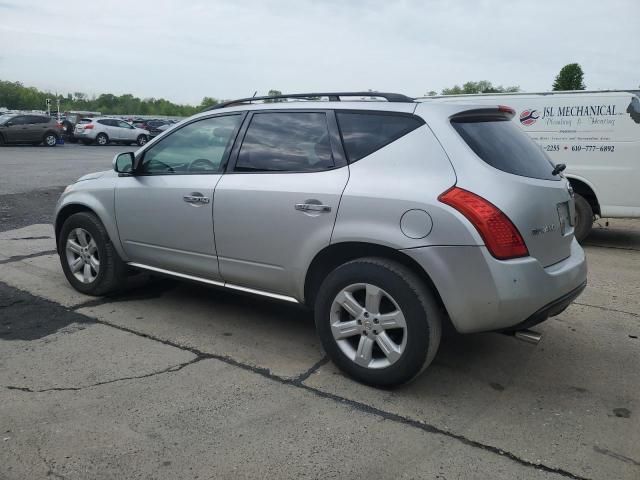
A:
402 238 587 333
500 280 586 332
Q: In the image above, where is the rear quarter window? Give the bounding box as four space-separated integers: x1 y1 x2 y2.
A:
452 118 559 181
336 112 424 162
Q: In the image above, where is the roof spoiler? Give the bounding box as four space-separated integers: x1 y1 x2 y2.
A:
450 105 516 122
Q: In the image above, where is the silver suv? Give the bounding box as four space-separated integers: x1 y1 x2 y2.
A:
74 117 149 146
55 92 587 387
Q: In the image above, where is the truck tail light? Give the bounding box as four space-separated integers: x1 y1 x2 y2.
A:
438 186 529 260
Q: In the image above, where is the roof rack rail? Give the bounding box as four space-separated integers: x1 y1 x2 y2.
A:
204 92 414 111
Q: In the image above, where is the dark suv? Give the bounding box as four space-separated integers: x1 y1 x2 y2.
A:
0 114 62 146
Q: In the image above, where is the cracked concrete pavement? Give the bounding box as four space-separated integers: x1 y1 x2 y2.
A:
0 145 639 479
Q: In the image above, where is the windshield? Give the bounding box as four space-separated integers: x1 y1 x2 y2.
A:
452 117 559 181
0 114 16 124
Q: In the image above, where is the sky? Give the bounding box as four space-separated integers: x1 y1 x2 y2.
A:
0 0 638 105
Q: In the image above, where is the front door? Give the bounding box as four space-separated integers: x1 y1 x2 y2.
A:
115 120 137 142
115 113 244 280
214 110 349 297
4 115 29 143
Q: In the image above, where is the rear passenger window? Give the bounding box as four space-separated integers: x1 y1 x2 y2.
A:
235 112 334 172
336 112 424 162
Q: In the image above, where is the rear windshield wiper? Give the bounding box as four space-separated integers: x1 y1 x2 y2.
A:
552 163 566 176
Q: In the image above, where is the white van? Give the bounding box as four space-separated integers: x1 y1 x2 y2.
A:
425 90 640 241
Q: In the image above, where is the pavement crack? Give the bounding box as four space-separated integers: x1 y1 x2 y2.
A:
0 249 58 265
593 445 640 467
8 236 52 240
0 299 25 308
0 281 593 480
72 317 591 480
293 356 329 384
4 357 204 393
583 243 640 252
574 301 640 319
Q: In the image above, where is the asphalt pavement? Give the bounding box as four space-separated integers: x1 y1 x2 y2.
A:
0 144 638 479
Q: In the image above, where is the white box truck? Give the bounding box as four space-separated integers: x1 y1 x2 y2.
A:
425 90 640 241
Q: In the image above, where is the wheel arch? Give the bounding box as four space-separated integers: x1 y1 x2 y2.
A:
566 175 600 216
303 241 449 321
96 131 109 142
55 201 126 260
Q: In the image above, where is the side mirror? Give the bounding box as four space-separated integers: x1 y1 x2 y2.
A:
114 152 135 175
5 121 13 127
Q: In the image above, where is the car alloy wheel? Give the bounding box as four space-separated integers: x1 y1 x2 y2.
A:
65 228 100 284
137 135 147 146
45 134 57 146
330 283 407 369
97 134 108 146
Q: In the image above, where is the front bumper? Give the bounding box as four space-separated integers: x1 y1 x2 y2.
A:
402 238 588 333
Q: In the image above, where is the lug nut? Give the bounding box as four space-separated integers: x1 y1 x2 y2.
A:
373 318 379 324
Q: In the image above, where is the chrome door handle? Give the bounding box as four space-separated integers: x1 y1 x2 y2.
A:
183 194 210 205
295 203 331 212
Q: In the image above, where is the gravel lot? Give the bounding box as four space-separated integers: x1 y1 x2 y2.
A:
0 144 638 479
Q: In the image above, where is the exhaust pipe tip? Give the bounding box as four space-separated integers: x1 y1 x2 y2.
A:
513 329 542 345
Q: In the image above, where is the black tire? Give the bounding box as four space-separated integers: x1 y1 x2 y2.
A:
43 132 58 147
136 135 148 146
96 133 109 146
314 257 442 388
573 193 593 242
59 212 127 296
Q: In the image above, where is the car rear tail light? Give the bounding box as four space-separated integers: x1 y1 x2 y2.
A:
84 124 94 129
438 186 528 260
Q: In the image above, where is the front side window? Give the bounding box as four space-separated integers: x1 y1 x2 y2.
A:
336 112 424 162
117 120 132 129
235 112 334 172
26 116 48 124
139 114 242 175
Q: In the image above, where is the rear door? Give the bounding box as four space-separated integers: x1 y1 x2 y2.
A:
450 111 574 267
27 116 49 142
213 110 349 297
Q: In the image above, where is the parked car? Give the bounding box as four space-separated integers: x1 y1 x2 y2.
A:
132 119 170 137
426 90 640 241
54 91 587 387
61 111 101 143
0 113 62 146
74 117 149 146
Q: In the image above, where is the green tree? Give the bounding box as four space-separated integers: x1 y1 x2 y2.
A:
441 80 520 95
0 79 208 116
264 89 283 103
552 63 586 91
199 97 219 109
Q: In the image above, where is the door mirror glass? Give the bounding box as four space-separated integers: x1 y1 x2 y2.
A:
114 152 135 174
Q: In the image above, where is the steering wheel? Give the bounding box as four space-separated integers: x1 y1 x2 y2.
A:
189 158 217 172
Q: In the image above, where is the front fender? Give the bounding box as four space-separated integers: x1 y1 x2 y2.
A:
54 185 127 261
